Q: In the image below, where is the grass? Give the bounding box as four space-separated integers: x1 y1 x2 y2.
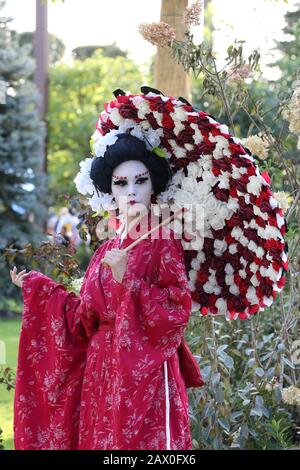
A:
0 317 22 450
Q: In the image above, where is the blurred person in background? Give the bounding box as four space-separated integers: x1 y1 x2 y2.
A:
55 206 81 247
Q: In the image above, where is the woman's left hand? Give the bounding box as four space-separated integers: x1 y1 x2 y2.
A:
10 266 31 288
101 248 128 284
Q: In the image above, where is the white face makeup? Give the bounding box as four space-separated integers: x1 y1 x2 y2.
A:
111 160 153 222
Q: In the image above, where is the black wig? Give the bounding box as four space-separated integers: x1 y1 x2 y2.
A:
90 133 172 195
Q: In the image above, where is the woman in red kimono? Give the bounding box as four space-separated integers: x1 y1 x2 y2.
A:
11 133 203 450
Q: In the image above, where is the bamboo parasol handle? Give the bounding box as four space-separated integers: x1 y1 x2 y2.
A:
101 207 183 268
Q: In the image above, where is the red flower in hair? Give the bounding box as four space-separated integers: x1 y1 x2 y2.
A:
116 95 131 105
150 98 174 114
119 104 138 119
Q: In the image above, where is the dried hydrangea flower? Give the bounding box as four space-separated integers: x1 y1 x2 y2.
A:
227 63 252 83
282 86 300 134
242 134 273 160
183 0 203 28
273 191 291 214
282 385 300 406
138 22 176 48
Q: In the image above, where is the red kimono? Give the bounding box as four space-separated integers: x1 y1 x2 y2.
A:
14 220 204 450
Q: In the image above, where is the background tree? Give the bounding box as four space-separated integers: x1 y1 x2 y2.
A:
18 31 66 66
47 50 146 203
154 0 190 99
72 42 128 61
271 3 300 91
0 1 47 307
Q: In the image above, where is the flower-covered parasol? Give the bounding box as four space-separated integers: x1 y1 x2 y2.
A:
74 86 288 320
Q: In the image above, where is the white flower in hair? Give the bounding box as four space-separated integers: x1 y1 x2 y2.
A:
109 108 123 126
174 122 185 136
140 120 151 130
217 173 229 189
216 298 227 315
145 128 161 148
153 111 163 126
132 97 150 118
74 158 94 195
93 129 119 158
219 124 230 134
174 188 195 205
130 125 145 142
88 191 102 211
212 135 231 159
190 123 203 144
129 125 161 150
91 129 101 143
88 191 116 212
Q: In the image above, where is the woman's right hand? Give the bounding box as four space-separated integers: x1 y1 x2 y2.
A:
10 266 31 288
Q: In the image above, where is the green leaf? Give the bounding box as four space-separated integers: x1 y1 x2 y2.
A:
250 407 262 417
247 358 256 368
214 386 224 404
152 147 166 158
240 424 249 439
89 138 95 156
203 402 214 419
219 351 234 369
255 367 265 377
218 418 230 432
283 357 295 369
266 367 276 380
255 395 264 408
227 45 233 56
230 411 244 420
211 372 221 387
92 209 108 219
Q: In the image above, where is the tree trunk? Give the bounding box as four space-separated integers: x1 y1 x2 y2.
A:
154 0 190 101
35 0 48 232
35 0 48 120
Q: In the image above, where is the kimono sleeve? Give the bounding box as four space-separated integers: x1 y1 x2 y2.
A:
21 270 98 344
14 271 86 449
14 246 104 450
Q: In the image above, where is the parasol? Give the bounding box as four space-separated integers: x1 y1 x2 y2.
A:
74 86 288 321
